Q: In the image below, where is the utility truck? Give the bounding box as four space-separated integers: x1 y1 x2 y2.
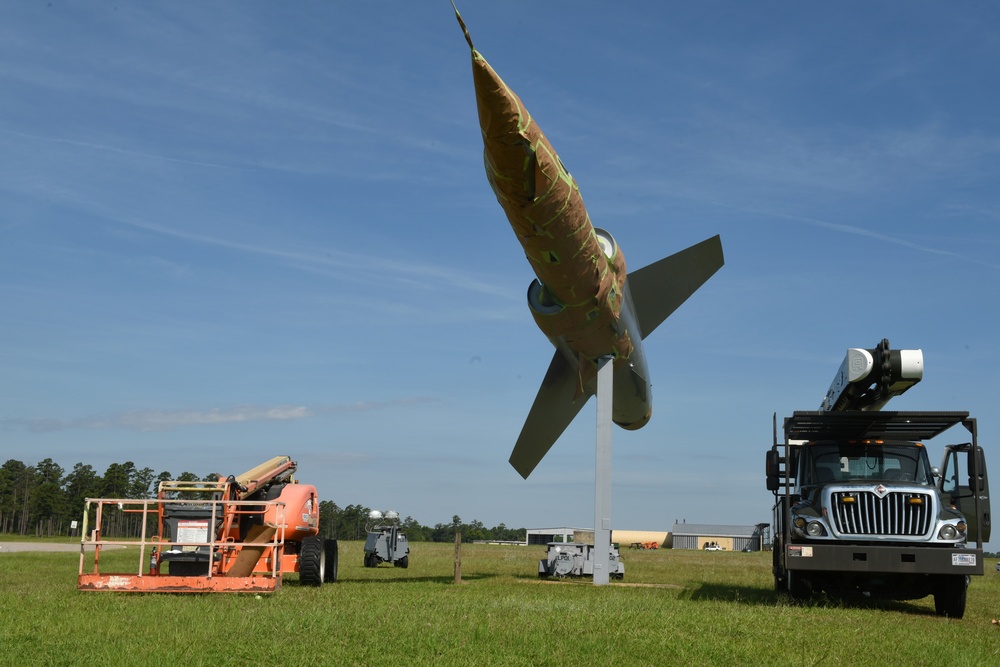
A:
766 340 990 618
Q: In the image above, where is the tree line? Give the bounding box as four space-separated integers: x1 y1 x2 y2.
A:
316 502 525 543
0 458 526 543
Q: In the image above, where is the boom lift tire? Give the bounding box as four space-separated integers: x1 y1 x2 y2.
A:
299 535 326 587
933 575 968 619
323 539 339 583
394 555 409 569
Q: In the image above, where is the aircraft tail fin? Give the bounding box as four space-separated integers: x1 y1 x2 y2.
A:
508 234 724 479
627 235 724 340
509 350 589 479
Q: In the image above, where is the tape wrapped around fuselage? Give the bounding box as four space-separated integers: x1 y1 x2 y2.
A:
469 49 632 362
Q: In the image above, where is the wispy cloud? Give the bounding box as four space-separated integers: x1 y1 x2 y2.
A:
123 213 516 302
0 128 253 172
3 397 438 433
787 216 1000 271
708 200 1000 270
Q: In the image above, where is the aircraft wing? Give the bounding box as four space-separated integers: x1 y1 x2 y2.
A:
509 350 589 479
627 235 724 340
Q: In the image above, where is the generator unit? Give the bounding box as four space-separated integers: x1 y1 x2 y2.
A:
363 510 410 568
538 542 624 579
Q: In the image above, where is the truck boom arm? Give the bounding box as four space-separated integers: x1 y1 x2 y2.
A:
820 338 923 412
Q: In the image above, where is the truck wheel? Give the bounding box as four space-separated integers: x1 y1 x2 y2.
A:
394 555 409 569
933 575 968 618
298 535 325 587
772 542 786 593
786 569 812 601
323 539 338 583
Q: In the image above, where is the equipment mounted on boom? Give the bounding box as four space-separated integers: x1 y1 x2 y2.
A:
820 338 923 412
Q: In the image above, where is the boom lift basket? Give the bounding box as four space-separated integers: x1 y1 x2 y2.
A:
78 495 288 593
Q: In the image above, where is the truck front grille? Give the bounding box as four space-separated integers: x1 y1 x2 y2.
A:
829 490 933 536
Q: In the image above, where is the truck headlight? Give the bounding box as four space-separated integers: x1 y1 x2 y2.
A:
938 525 958 541
806 521 826 537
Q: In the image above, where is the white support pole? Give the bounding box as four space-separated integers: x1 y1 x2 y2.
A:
593 356 613 586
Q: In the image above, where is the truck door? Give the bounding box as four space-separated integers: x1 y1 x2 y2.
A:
939 444 991 543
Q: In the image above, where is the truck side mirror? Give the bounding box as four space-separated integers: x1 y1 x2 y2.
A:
765 449 781 478
765 449 783 492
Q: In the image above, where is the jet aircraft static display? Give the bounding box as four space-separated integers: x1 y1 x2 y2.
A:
454 9 724 478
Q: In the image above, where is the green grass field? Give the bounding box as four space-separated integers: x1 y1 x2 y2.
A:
2 542 998 666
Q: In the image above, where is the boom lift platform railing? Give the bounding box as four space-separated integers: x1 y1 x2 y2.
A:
78 457 334 593
78 493 288 593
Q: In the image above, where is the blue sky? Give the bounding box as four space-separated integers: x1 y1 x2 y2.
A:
2 2 998 545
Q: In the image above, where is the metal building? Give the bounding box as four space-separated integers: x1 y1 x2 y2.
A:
670 522 769 551
525 527 589 545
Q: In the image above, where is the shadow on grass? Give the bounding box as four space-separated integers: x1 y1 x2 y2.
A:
287 573 499 587
679 582 936 616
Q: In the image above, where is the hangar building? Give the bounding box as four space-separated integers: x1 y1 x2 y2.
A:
670 522 769 551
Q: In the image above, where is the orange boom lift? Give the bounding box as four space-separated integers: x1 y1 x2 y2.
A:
78 456 337 593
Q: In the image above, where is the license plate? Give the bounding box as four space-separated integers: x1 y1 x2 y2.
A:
951 553 977 567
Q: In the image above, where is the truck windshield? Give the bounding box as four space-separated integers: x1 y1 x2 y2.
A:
805 442 933 485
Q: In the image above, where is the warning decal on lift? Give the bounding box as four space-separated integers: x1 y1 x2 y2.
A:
177 520 209 552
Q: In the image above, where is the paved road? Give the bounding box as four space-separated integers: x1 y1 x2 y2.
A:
0 542 120 552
